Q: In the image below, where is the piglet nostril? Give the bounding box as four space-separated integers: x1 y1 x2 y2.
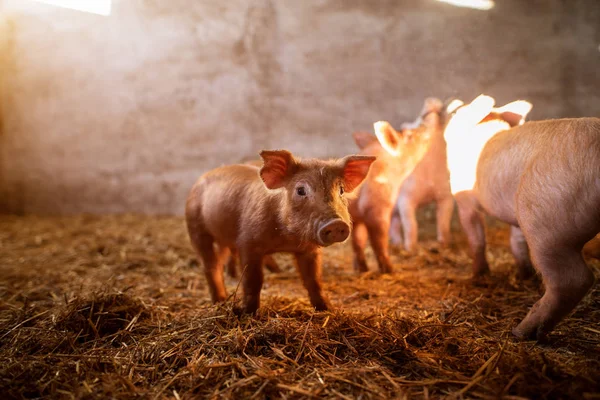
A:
318 219 350 245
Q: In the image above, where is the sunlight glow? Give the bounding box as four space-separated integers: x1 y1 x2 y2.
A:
444 95 533 194
435 0 495 11
28 0 111 16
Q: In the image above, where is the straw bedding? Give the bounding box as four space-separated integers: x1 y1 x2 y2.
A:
1 212 599 399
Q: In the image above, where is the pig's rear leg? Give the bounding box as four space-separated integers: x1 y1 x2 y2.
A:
197 236 230 303
512 246 594 341
366 216 394 274
389 210 403 246
263 255 282 273
435 195 454 247
351 222 369 273
226 248 239 278
398 199 418 252
510 226 535 279
455 191 489 277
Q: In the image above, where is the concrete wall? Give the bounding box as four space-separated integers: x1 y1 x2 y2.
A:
0 0 599 215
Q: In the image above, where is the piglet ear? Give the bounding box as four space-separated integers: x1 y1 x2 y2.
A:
373 121 402 156
445 99 464 115
352 131 378 150
340 155 376 193
259 150 296 189
494 100 532 127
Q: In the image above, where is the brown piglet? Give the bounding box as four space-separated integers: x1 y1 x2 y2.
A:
445 94 599 341
389 97 454 252
349 119 434 273
185 150 375 314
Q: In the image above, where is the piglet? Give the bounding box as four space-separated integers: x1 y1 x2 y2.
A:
389 98 454 252
185 150 375 314
445 94 599 340
349 119 434 273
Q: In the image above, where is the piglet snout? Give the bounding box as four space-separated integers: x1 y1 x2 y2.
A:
318 219 350 246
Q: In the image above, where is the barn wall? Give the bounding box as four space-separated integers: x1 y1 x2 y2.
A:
0 0 599 215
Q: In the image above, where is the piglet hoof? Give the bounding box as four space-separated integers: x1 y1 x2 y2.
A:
512 325 549 344
353 259 369 274
314 302 332 311
471 273 493 288
233 298 260 316
472 262 490 281
379 264 394 274
515 263 536 281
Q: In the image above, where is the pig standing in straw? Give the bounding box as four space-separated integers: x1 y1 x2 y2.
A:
185 147 375 314
389 97 454 252
445 94 599 340
349 118 436 273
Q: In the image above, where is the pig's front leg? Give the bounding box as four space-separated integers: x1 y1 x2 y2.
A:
455 191 489 277
235 251 265 314
436 195 455 247
295 250 331 311
510 226 535 279
398 198 418 252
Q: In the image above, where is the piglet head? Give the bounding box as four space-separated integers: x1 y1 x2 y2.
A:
374 120 432 169
259 150 375 247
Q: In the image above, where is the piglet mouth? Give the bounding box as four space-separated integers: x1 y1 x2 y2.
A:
317 219 350 246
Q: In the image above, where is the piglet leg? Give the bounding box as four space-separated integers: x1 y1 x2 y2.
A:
366 215 394 274
513 247 594 341
351 223 369 273
295 250 331 311
398 199 418 253
226 248 239 278
389 209 403 247
263 254 282 273
235 252 264 314
436 195 455 247
455 191 489 277
510 226 535 279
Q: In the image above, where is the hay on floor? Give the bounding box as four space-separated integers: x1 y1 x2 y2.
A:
0 213 599 399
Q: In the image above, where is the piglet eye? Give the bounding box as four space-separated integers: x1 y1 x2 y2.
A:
296 186 306 196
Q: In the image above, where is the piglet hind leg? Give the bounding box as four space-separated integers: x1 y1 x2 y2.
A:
295 250 331 311
510 226 536 279
225 248 239 278
197 236 229 303
351 222 369 273
455 191 490 277
512 246 595 341
366 216 394 274
389 210 403 247
233 252 264 315
263 254 282 273
398 199 419 253
435 195 455 247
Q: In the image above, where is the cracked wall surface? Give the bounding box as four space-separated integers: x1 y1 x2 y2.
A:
0 0 599 214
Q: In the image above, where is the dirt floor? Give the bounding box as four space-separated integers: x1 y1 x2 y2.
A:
0 211 599 399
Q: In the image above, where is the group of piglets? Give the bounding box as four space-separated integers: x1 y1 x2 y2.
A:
185 94 599 341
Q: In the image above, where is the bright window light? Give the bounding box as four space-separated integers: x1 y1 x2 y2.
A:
28 0 111 16
435 0 494 11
